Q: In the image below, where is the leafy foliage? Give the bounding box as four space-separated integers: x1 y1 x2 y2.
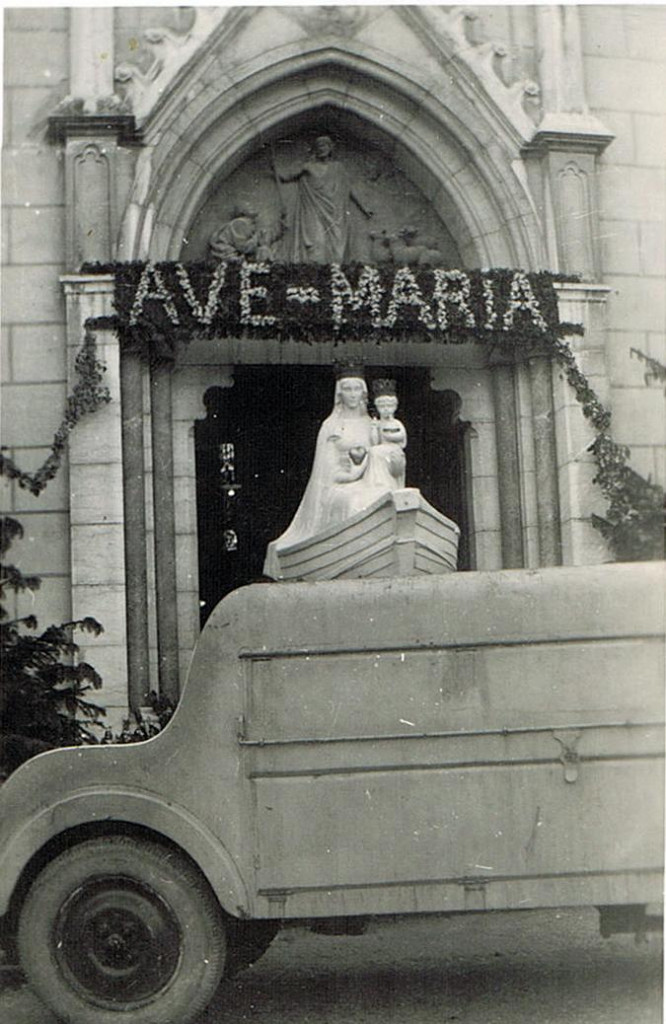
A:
630 348 666 390
0 327 110 496
102 691 175 745
552 338 665 561
0 517 105 775
590 451 665 562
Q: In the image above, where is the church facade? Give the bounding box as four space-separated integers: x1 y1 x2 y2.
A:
2 6 664 726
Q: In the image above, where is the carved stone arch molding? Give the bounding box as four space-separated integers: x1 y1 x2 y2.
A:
119 12 546 270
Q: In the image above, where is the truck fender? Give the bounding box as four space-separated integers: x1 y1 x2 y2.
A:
0 787 250 919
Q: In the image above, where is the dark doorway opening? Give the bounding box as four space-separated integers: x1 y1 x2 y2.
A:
195 365 471 624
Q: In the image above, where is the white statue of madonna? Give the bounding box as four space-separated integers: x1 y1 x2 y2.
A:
263 369 406 578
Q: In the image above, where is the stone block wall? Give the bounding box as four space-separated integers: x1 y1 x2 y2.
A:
2 8 71 627
581 5 666 487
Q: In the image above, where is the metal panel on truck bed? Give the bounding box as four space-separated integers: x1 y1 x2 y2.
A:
226 565 664 918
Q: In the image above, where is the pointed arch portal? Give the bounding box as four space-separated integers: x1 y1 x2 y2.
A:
131 43 545 271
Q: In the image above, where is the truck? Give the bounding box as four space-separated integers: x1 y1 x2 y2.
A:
0 561 663 1023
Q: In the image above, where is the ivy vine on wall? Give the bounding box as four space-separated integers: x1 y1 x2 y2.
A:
630 347 666 391
0 325 111 495
551 337 664 562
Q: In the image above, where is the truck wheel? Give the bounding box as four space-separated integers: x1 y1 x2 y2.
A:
17 836 226 1024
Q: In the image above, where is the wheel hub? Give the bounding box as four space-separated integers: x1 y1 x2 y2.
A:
55 874 181 1007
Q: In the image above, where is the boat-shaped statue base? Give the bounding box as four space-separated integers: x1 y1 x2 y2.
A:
264 488 460 582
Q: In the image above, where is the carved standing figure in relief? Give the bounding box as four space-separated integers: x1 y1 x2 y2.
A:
276 136 373 264
264 367 399 577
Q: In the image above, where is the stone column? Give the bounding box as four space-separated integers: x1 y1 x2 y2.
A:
528 356 562 566
553 283 613 565
150 366 180 705
61 275 129 731
53 11 142 720
120 352 150 712
535 6 587 117
491 363 525 568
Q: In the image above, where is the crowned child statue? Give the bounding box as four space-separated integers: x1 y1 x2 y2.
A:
368 378 407 491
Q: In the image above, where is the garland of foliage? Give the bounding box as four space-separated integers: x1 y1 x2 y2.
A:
82 260 583 359
0 324 111 496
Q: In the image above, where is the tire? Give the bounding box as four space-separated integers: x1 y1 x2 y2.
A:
17 836 227 1024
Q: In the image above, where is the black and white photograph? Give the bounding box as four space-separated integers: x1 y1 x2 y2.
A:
0 3 664 1022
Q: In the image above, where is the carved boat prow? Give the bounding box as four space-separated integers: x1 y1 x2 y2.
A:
264 488 460 581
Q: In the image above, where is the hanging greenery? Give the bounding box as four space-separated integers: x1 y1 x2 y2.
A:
590 437 664 561
0 324 111 496
630 347 666 391
551 336 664 561
81 260 582 357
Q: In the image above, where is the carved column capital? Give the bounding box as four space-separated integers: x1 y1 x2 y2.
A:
50 16 141 272
523 6 615 278
521 138 612 280
49 118 141 270
48 114 141 146
522 122 614 159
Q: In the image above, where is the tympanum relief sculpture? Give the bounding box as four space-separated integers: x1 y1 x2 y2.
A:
183 130 460 267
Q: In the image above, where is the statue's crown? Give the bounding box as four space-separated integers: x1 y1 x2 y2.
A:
372 378 397 397
335 362 365 381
